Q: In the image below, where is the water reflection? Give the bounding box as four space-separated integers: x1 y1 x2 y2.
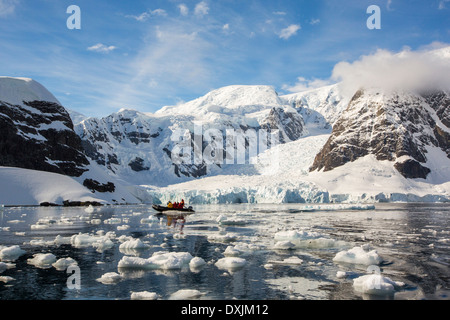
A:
0 203 449 300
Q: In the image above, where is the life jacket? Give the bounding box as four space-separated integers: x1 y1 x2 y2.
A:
167 202 173 208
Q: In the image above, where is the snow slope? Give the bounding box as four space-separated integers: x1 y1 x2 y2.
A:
0 77 60 107
146 133 450 204
75 85 309 187
0 164 143 206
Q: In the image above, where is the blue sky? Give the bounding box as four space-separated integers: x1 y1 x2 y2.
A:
0 0 449 117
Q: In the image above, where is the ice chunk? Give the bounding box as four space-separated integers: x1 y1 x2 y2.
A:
131 291 158 300
70 232 116 252
215 257 247 271
0 245 26 262
0 276 15 283
27 253 57 269
104 217 122 224
140 216 158 224
119 238 149 255
207 233 238 243
0 262 7 273
54 235 72 246
169 289 204 300
96 272 122 284
217 215 247 226
353 274 405 296
119 238 149 250
333 246 382 266
52 257 78 271
224 243 265 257
84 205 95 214
118 251 193 270
273 241 296 250
274 229 345 249
336 271 347 279
189 257 206 269
268 256 303 265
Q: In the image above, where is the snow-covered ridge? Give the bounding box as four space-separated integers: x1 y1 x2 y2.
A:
0 77 60 107
155 85 284 119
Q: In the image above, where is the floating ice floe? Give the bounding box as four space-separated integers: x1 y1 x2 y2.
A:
52 257 78 271
70 232 116 252
215 257 247 271
273 241 296 250
96 272 122 284
0 245 26 262
0 262 11 273
118 251 194 270
353 274 405 296
27 253 57 269
104 217 122 224
0 276 15 283
274 229 346 249
208 232 238 243
224 243 265 256
85 205 95 214
268 256 304 265
216 214 247 226
169 289 204 300
140 216 158 224
333 245 383 266
119 238 150 255
189 257 207 269
130 291 158 300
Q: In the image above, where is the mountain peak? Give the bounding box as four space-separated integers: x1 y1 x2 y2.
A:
156 85 283 118
0 77 61 107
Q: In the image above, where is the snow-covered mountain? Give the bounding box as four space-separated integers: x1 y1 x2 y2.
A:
310 88 450 180
0 77 141 206
75 85 310 186
1 74 449 205
73 81 449 203
0 77 89 177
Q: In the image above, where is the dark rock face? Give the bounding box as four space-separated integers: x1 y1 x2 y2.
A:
261 107 305 143
310 89 450 179
0 100 89 177
83 178 115 193
128 157 150 172
394 160 431 179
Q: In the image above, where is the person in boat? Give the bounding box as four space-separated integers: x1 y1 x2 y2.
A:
167 201 173 209
174 201 179 209
180 199 185 209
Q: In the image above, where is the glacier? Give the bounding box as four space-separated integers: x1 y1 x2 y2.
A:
1 74 449 206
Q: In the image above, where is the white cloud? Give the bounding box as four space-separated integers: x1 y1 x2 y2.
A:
126 9 167 22
310 19 320 25
273 11 286 16
126 26 213 94
282 77 332 93
279 24 301 40
439 0 450 9
178 4 189 16
87 43 117 54
331 45 450 98
387 0 393 10
194 1 209 16
0 0 18 18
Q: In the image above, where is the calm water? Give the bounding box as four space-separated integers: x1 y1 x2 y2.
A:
0 203 449 300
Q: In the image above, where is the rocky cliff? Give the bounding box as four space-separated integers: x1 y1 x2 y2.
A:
310 88 450 179
0 78 89 177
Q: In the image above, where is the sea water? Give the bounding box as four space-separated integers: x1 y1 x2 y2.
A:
0 203 448 300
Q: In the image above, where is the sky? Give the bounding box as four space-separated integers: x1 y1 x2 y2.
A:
0 0 449 117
